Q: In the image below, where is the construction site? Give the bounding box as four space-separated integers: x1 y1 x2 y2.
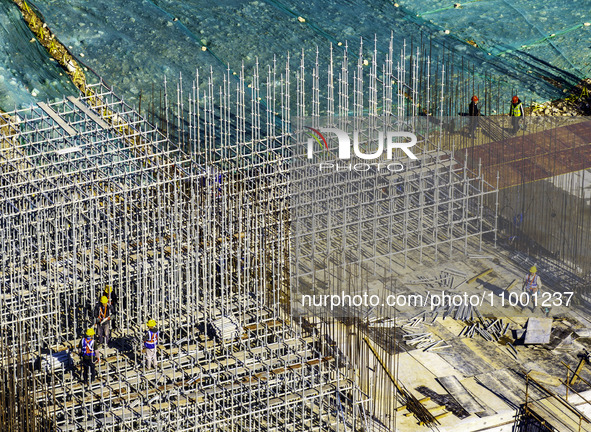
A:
2 2 591 430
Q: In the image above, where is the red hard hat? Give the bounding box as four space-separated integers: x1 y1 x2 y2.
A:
512 96 519 103
472 95 479 102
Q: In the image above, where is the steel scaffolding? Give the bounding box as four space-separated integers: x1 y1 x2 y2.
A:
1 37 497 431
0 77 368 431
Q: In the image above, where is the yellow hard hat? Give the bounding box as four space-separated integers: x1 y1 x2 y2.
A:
100 296 108 304
104 285 113 293
147 319 156 328
86 328 95 336
530 266 537 273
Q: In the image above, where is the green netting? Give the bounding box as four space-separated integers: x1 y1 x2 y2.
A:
407 0 590 83
2 0 588 111
0 0 76 110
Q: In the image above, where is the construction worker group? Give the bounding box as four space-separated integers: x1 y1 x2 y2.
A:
79 285 159 386
467 94 524 137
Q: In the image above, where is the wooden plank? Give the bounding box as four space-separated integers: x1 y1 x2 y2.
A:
468 268 493 284
458 119 591 189
67 96 110 129
474 370 523 408
438 375 484 414
529 375 591 426
505 279 519 291
529 397 584 432
570 358 586 385
37 102 78 136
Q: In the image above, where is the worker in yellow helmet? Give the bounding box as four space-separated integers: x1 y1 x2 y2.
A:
104 285 118 330
522 265 543 314
79 328 100 385
104 285 118 309
94 295 113 346
143 319 159 369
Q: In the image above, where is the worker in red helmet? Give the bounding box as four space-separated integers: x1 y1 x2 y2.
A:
509 95 524 134
468 95 480 139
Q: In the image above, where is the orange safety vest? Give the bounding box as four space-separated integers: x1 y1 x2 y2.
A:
98 305 108 321
144 330 158 349
524 274 539 293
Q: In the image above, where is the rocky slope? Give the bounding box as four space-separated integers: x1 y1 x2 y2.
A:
529 79 591 116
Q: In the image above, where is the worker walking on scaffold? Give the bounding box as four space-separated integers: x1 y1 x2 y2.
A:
103 284 118 329
94 295 113 346
103 284 118 310
521 266 548 315
79 328 100 386
143 319 159 369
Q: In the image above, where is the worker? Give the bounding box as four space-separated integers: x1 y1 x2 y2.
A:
143 319 159 369
94 296 113 346
104 285 118 330
79 328 100 385
104 285 118 309
468 95 480 138
522 266 544 313
509 95 524 134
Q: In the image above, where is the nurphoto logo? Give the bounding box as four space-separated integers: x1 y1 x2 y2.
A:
303 126 418 173
305 127 417 160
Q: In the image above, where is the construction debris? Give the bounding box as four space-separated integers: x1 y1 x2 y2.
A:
460 317 511 342
40 351 74 372
467 268 494 284
401 322 451 352
210 315 242 342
